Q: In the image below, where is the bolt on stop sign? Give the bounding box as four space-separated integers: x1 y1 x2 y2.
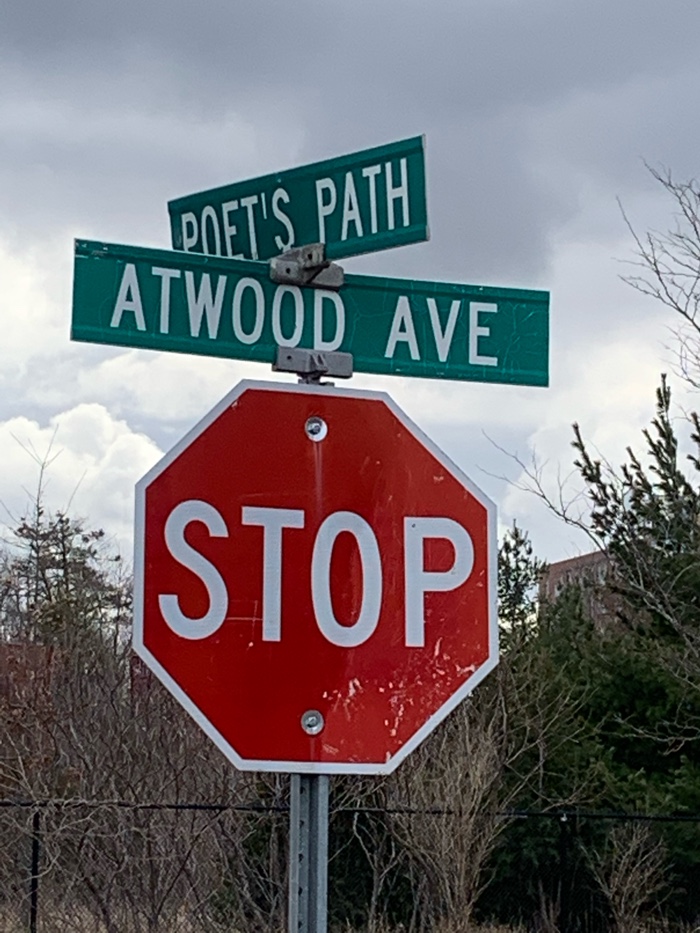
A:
133 381 498 774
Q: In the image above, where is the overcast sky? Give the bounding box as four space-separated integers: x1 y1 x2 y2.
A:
1 0 699 564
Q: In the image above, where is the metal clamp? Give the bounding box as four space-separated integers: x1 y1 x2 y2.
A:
273 346 353 385
269 243 344 290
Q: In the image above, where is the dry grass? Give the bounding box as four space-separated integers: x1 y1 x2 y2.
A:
0 904 223 933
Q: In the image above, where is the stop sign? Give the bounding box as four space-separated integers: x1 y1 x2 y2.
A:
133 380 497 774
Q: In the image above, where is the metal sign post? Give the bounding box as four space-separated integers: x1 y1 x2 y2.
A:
288 774 329 933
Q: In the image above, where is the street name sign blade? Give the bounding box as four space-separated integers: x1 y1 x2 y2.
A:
168 136 428 262
72 239 549 387
133 381 498 774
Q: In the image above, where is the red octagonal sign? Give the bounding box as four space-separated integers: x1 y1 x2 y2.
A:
134 381 498 774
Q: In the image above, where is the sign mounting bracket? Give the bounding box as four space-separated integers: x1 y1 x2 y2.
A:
273 346 354 385
270 243 344 290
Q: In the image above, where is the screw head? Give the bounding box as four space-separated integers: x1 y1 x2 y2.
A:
305 416 328 442
301 709 325 735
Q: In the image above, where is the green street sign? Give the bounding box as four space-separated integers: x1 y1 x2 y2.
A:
71 239 549 387
168 136 428 262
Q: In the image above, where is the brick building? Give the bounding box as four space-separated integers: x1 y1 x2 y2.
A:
539 550 620 627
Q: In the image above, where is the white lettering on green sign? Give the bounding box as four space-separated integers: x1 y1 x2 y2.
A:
177 157 414 259
108 263 501 367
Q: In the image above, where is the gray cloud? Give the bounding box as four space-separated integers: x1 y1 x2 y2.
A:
1 0 699 558
2 0 698 289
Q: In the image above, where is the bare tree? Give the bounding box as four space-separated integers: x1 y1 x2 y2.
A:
0 503 289 932
621 165 700 389
588 822 668 933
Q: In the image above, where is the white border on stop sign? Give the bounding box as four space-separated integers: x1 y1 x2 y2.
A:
132 379 498 775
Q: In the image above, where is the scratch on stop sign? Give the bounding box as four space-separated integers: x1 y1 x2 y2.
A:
388 684 410 737
347 678 362 697
340 678 364 720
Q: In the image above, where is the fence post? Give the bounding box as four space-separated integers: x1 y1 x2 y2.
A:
29 808 41 933
558 812 571 933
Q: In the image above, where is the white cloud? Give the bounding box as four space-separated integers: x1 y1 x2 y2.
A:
73 351 264 425
0 405 161 560
0 240 66 374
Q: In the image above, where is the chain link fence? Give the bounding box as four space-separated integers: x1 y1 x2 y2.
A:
2 798 698 933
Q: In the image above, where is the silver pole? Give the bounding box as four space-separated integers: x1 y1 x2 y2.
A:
288 773 329 933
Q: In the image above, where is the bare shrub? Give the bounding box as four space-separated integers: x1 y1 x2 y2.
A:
588 822 668 933
0 505 288 931
384 638 584 933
